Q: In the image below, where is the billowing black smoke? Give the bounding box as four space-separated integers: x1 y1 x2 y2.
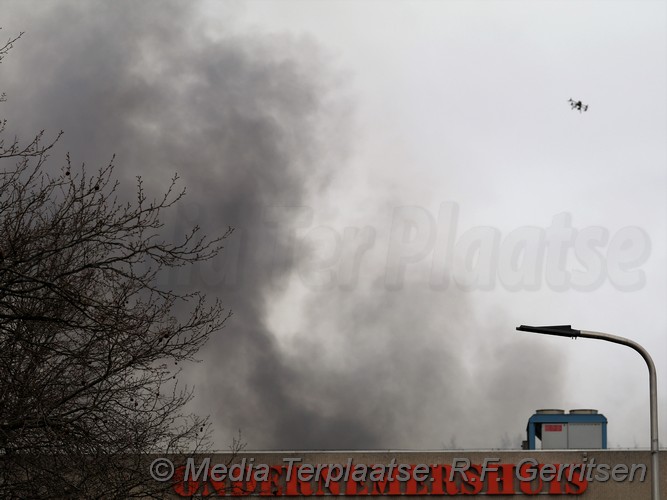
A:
1 0 564 450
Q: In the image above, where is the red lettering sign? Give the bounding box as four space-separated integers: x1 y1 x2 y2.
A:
171 462 589 496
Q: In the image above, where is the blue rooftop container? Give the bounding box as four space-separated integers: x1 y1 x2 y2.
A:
524 409 607 450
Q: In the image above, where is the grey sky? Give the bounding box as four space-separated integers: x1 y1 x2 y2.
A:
1 0 665 450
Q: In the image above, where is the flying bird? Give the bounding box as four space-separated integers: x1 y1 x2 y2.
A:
568 98 588 112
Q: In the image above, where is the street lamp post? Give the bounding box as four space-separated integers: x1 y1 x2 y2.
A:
516 325 660 500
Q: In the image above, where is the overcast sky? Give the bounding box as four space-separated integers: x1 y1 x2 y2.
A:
2 0 665 450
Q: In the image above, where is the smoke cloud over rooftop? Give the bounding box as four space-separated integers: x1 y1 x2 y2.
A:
3 0 662 451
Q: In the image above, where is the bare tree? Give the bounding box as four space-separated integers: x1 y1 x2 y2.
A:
0 31 232 498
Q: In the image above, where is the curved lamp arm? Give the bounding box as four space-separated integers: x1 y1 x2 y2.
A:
517 325 660 500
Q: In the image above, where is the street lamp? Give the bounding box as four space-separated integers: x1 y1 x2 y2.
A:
516 325 660 500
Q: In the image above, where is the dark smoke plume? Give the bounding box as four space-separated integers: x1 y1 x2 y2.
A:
1 0 564 450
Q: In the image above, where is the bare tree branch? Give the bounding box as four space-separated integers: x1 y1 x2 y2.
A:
0 30 233 498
